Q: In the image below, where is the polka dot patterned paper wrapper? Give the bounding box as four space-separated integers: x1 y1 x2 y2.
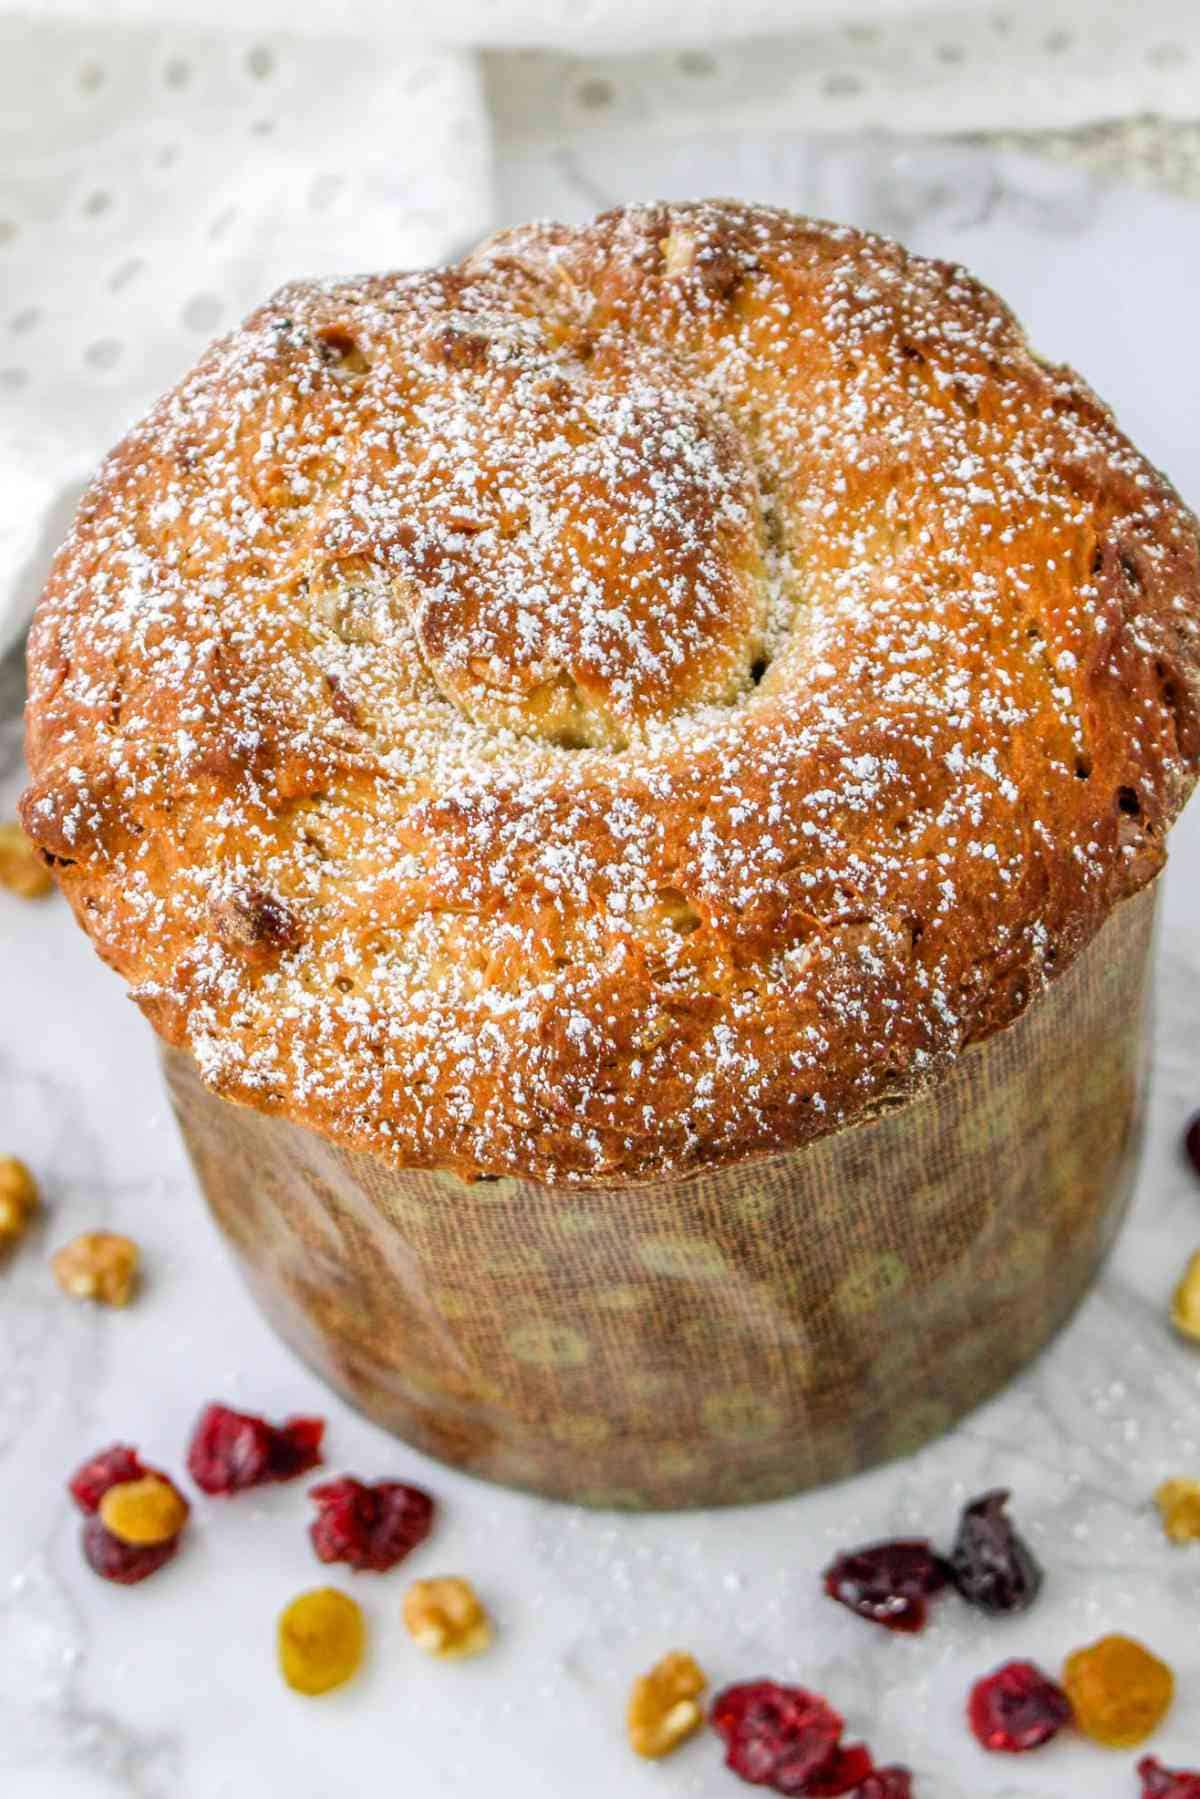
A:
163 884 1154 1510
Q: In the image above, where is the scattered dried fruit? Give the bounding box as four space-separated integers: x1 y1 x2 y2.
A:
187 1402 324 1494
1154 1478 1200 1544
950 1489 1042 1615
856 1774 913 1799
69 1443 149 1512
967 1660 1072 1753
1140 1755 1200 1797
100 1475 190 1546
0 1155 39 1246
1062 1635 1174 1748
278 1587 365 1695
402 1576 492 1659
823 1539 948 1633
627 1650 707 1759
82 1512 179 1584
1170 1251 1200 1342
1184 1114 1200 1180
68 1443 188 1585
52 1230 139 1305
710 1681 844 1793
308 1476 434 1573
0 821 53 899
804 1743 875 1794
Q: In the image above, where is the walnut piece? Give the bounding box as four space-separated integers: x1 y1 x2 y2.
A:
210 883 303 966
402 1576 492 1658
52 1231 139 1306
0 822 53 899
627 1650 708 1759
660 229 697 277
1155 1478 1200 1544
0 1156 39 1245
1171 1251 1200 1341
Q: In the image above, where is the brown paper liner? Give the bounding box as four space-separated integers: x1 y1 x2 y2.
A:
163 885 1155 1509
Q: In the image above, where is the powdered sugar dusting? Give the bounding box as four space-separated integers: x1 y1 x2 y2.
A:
20 201 1200 1182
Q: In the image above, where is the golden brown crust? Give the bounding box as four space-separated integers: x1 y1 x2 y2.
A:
21 200 1200 1183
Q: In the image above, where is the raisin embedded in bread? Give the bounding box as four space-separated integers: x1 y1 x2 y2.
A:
21 201 1200 1183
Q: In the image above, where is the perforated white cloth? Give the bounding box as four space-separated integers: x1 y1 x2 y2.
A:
0 16 491 656
2 0 1198 654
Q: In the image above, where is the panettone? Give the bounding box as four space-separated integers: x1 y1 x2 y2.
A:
21 202 1200 1504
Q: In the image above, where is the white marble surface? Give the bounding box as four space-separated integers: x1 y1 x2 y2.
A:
3 137 1200 1797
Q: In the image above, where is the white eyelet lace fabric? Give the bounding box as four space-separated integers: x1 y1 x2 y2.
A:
487 1 1200 142
3 0 1199 656
0 17 491 656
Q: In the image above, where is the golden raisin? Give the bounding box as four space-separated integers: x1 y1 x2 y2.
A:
0 821 53 900
1155 1479 1200 1544
1062 1634 1174 1748
278 1588 365 1696
99 1476 189 1547
402 1576 492 1659
0 1156 39 1246
52 1231 139 1306
627 1650 708 1759
1170 1252 1200 1341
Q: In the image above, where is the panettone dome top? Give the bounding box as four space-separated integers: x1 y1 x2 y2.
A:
21 201 1200 1182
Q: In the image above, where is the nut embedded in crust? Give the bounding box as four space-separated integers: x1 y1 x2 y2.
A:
210 884 304 967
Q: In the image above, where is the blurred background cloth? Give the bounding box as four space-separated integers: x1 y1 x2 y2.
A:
2 0 1199 654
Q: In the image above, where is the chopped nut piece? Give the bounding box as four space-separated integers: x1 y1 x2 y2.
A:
402 1576 492 1658
278 1587 365 1695
1155 1479 1200 1544
627 1650 708 1759
99 1475 190 1546
210 883 303 966
52 1231 139 1305
0 821 53 899
0 1156 39 1245
1171 1252 1200 1341
661 229 696 277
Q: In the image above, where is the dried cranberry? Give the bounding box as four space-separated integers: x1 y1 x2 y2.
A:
1186 1114 1200 1179
308 1477 435 1572
967 1660 1072 1752
823 1540 948 1633
1140 1757 1200 1798
803 1743 875 1795
268 1415 325 1481
949 1489 1042 1616
711 1681 844 1793
81 1514 178 1585
186 1403 324 1494
857 1773 912 1798
69 1444 149 1513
